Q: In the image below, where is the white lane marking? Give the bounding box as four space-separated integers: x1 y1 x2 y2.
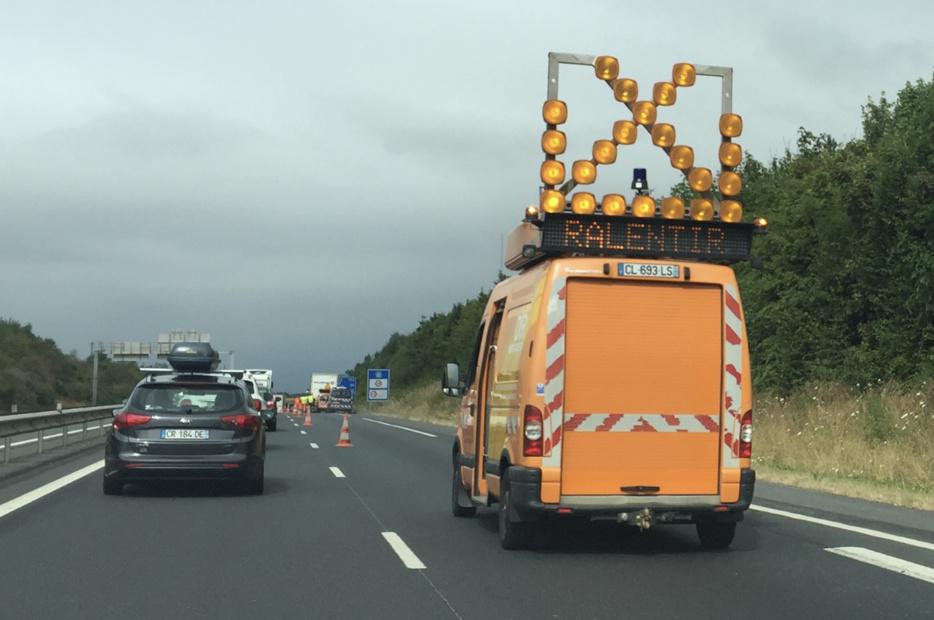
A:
0 461 104 520
752 504 934 552
362 417 437 438
329 467 345 478
826 547 934 585
309 443 319 449
382 532 426 570
300 430 307 435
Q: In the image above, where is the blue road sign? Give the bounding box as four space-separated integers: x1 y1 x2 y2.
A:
339 376 357 398
367 369 390 402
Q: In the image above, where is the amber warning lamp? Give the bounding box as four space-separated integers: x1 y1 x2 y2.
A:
507 52 763 272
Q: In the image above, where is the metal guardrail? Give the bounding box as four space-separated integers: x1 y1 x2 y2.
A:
0 404 120 465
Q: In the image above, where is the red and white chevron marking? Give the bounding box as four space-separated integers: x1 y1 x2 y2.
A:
563 413 720 433
722 284 744 466
542 276 567 467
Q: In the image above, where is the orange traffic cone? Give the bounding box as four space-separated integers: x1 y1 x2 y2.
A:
304 412 313 428
335 414 353 447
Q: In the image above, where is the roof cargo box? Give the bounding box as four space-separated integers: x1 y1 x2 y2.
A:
167 342 220 373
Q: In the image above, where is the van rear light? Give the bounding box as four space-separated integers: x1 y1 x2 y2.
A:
252 398 263 411
113 412 151 431
523 405 543 457
221 414 261 432
739 410 752 458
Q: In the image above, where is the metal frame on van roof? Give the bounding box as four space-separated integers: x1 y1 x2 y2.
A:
545 52 733 198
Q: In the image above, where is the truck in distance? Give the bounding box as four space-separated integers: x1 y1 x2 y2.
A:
310 372 339 412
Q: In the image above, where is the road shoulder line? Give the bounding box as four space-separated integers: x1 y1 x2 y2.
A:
362 417 437 438
0 460 103 520
826 546 934 584
752 504 934 552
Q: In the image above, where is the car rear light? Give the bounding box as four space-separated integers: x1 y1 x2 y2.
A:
221 414 261 432
739 409 752 458
523 405 543 457
266 400 274 409
113 412 152 431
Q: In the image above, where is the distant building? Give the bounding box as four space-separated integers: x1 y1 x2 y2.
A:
108 330 210 367
109 341 152 365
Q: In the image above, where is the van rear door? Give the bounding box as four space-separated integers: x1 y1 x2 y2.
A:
561 279 722 497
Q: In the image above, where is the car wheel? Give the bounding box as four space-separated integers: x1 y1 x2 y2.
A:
696 520 736 549
498 470 531 550
269 420 277 432
244 464 265 495
451 461 476 518
103 475 123 496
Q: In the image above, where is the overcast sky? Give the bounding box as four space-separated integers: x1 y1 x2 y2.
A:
1 0 932 392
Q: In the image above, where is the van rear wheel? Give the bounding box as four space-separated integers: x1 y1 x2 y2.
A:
498 470 532 550
451 462 476 518
696 520 736 549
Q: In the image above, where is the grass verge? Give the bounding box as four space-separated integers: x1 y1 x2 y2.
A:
754 382 933 510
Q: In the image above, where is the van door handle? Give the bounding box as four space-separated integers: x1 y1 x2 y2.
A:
620 486 661 494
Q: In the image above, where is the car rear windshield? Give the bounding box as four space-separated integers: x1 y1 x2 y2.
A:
129 384 245 413
331 387 351 398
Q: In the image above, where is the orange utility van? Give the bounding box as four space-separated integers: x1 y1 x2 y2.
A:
442 53 764 549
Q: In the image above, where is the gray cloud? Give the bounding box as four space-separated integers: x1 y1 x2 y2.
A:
1 0 933 390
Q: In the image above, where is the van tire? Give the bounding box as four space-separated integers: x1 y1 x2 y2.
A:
696 521 736 549
498 470 532 550
451 462 476 517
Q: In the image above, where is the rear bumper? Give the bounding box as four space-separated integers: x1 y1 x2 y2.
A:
105 455 263 481
105 435 264 481
508 466 756 521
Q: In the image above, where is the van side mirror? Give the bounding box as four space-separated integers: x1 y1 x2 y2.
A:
442 362 463 397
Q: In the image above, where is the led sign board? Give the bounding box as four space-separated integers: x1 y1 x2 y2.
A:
540 213 753 262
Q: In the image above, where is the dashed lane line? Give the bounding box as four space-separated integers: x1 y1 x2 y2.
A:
300 430 307 435
329 466 345 478
826 547 934 585
361 417 437 438
382 532 427 570
0 461 104 520
751 504 934 552
309 443 319 449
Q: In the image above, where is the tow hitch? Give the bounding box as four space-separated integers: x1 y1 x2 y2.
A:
614 509 654 529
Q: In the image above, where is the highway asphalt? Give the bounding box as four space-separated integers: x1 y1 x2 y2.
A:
0 412 931 619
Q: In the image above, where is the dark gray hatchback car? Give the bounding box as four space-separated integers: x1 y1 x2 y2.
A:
104 344 265 495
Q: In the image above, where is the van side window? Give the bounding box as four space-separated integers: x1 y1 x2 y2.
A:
465 322 486 388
